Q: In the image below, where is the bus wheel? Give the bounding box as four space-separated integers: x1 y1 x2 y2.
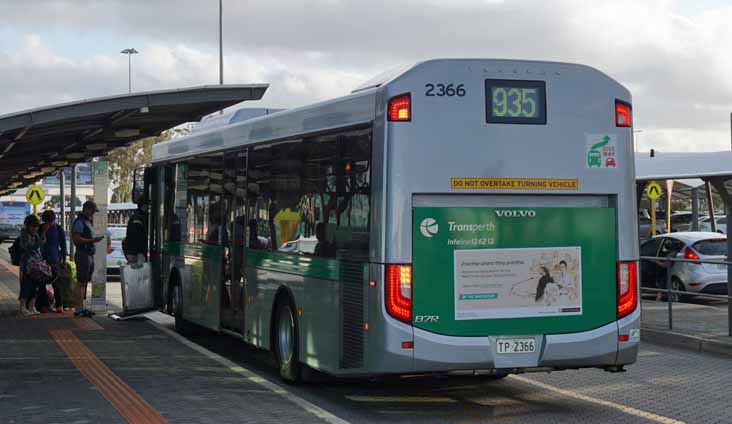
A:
172 284 189 334
274 300 301 383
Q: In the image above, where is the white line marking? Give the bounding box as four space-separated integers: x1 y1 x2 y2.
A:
146 314 350 424
510 375 686 424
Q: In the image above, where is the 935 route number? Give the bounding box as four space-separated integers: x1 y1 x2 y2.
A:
425 83 466 97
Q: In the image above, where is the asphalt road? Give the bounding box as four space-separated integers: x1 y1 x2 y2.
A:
176 324 732 424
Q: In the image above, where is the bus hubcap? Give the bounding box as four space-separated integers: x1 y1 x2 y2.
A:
278 306 294 363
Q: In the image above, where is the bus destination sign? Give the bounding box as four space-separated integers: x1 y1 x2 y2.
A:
485 79 547 125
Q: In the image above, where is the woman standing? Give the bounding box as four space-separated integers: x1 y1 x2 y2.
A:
41 210 67 313
18 215 46 315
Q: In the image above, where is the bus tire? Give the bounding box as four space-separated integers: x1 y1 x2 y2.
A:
172 283 190 334
274 300 301 383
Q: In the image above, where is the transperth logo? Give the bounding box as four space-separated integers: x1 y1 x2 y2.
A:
420 218 439 238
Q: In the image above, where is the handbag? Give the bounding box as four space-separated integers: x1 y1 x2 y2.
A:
27 254 53 282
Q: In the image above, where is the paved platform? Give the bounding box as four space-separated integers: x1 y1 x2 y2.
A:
641 298 732 357
0 256 19 316
0 311 333 424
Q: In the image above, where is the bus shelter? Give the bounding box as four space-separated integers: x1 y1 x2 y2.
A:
636 150 732 335
0 83 268 250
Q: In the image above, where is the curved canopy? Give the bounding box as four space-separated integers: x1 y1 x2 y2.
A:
0 84 268 194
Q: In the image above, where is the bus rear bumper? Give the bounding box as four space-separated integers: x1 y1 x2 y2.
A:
411 312 640 373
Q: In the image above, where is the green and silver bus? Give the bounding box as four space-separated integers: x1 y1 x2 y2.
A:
139 59 639 382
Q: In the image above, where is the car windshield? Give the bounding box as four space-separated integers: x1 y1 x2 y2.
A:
693 239 727 256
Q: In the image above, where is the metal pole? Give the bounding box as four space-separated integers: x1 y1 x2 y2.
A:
70 165 77 258
691 187 699 231
128 53 132 93
727 202 732 337
665 180 674 232
667 263 673 330
707 181 717 232
219 0 223 85
59 169 65 232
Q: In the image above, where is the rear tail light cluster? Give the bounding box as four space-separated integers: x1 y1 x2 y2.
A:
388 94 411 122
684 247 700 261
617 261 638 319
385 264 412 324
615 100 632 127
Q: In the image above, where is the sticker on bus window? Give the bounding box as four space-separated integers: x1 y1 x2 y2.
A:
585 134 617 169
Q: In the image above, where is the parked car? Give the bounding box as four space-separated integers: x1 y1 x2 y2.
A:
279 236 317 255
699 216 726 234
640 232 729 300
638 216 666 241
0 223 20 244
106 225 127 276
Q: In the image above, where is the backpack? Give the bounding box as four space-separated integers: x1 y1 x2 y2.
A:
8 237 21 266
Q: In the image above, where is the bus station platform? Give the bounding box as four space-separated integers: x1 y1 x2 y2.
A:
0 261 333 424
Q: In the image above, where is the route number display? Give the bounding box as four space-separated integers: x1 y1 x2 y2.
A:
486 79 546 125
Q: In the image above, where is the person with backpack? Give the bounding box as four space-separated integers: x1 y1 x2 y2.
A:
18 214 46 316
41 210 67 313
72 201 104 318
124 200 148 264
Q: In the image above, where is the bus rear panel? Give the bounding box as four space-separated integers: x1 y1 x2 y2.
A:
368 59 638 374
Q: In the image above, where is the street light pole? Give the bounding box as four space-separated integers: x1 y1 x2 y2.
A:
120 48 139 93
219 0 223 85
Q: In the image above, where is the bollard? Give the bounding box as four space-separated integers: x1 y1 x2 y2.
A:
667 262 673 330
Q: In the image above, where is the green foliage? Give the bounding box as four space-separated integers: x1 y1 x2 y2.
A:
104 128 189 203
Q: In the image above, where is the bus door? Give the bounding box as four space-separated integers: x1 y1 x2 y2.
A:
220 150 248 332
115 166 158 318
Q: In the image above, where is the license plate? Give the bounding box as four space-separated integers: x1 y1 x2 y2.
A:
496 338 536 354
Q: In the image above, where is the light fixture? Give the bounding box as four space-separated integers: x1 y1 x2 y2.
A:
66 152 85 160
86 143 109 151
52 161 68 167
114 128 141 138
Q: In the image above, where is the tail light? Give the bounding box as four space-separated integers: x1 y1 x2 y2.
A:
385 264 412 324
615 100 632 127
388 94 411 122
684 247 700 261
617 261 637 319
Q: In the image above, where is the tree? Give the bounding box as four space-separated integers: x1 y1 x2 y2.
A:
105 128 189 203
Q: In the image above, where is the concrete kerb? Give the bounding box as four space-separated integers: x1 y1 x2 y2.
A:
642 327 732 358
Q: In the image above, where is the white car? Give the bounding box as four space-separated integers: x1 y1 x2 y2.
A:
699 216 726 234
106 225 127 276
640 231 729 300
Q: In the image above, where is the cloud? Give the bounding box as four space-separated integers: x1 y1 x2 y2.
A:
1 0 732 151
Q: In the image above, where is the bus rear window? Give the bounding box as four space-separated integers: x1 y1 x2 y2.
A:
692 239 727 256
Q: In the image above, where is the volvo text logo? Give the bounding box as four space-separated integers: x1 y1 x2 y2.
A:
495 210 536 218
420 218 439 238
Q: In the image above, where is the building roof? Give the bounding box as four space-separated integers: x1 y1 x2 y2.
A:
0 84 267 194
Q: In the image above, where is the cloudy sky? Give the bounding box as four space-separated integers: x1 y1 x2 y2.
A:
1 0 732 152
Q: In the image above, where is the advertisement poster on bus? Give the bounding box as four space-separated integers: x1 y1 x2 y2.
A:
453 246 582 320
412 206 617 336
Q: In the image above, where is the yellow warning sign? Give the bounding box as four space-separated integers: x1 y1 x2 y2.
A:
451 178 579 191
645 181 663 200
25 185 45 206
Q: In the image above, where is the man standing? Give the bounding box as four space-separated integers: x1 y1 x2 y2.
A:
124 200 148 265
72 201 104 317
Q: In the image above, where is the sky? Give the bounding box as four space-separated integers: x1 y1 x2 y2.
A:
1 0 732 153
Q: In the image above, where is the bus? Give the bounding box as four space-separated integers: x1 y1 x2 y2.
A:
136 59 639 382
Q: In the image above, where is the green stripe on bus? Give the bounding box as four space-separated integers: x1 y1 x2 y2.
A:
246 250 340 281
164 242 341 281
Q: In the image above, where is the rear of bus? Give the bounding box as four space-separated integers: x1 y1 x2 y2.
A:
371 59 639 374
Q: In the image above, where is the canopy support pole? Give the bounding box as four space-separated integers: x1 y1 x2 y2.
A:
706 181 717 233
665 180 674 233
691 187 700 231
708 178 732 337
59 169 65 235
69 165 76 258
